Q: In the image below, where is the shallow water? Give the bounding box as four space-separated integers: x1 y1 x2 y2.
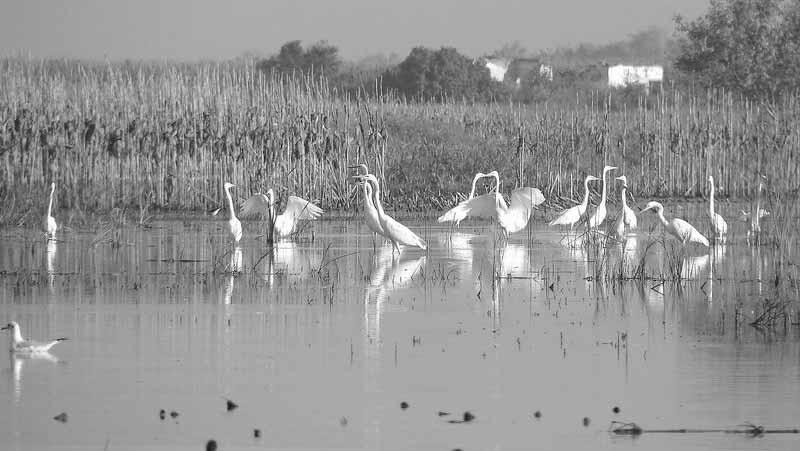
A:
1 203 799 451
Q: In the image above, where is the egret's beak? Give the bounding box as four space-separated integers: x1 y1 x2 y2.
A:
1 324 10 331
639 206 654 214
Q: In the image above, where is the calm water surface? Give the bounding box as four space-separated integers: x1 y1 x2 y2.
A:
1 203 799 451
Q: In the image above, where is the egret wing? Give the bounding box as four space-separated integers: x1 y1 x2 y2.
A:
438 193 499 223
239 194 270 218
284 196 323 221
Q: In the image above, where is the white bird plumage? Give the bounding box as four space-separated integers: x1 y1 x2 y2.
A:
358 174 426 253
549 175 600 229
2 321 68 353
223 182 242 243
240 189 323 239
588 165 617 229
707 175 727 242
44 182 57 239
613 175 637 238
438 171 495 226
640 201 709 247
350 164 386 238
437 172 545 237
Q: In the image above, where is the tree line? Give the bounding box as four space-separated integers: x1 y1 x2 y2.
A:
256 0 800 102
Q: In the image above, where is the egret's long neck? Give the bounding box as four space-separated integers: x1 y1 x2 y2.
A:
709 183 715 214
599 171 609 206
468 175 480 199
580 178 591 208
47 187 54 218
620 186 628 209
224 186 236 220
370 181 386 220
656 208 669 227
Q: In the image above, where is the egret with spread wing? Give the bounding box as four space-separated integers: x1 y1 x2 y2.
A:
588 165 617 229
223 182 242 243
613 175 637 238
707 175 727 242
438 172 495 226
2 321 67 354
549 175 600 230
357 174 426 253
240 189 323 239
640 201 709 247
44 182 57 239
438 172 545 237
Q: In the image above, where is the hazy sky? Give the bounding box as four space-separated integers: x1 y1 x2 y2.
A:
0 0 707 61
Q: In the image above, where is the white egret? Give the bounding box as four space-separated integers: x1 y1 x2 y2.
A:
588 165 618 229
438 171 494 226
613 175 637 238
438 172 545 237
349 164 386 238
44 182 57 239
707 175 727 242
741 181 768 241
223 182 242 243
2 321 67 353
240 189 323 239
549 175 600 229
357 174 426 253
640 201 709 247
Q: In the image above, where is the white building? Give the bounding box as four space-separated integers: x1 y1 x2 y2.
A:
608 65 663 88
484 57 511 82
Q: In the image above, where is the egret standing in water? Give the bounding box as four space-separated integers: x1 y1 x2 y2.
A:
549 175 600 230
223 182 242 243
356 174 426 253
350 164 385 239
707 175 727 243
240 189 323 240
640 201 709 247
588 165 617 229
436 172 545 238
613 175 637 238
741 180 768 243
44 182 57 240
438 171 498 226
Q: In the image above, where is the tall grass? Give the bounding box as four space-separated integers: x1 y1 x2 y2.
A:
1 57 799 225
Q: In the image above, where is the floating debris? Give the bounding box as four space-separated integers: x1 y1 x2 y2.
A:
254 428 261 438
159 409 166 420
226 399 238 411
610 421 800 436
53 412 68 423
437 411 450 417
612 406 621 414
170 411 179 419
339 416 348 427
463 411 475 422
400 401 409 410
205 439 218 451
583 417 591 427
533 410 542 419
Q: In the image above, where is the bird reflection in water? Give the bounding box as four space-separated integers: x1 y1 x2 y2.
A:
221 246 242 305
45 240 57 289
9 351 60 405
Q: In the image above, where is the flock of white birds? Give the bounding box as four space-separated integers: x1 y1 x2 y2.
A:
35 164 770 253
4 165 771 353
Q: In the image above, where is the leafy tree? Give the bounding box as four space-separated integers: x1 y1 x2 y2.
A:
384 46 503 101
673 0 794 98
257 40 341 78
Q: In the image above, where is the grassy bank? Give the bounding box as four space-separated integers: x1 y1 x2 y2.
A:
1 57 799 226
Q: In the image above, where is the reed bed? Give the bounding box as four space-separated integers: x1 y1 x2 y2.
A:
1 57 800 226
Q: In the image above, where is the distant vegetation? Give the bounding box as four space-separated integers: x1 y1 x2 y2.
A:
1 0 799 226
